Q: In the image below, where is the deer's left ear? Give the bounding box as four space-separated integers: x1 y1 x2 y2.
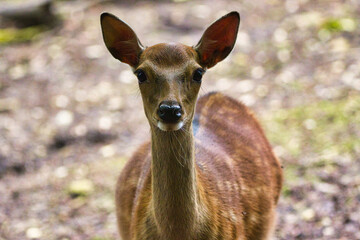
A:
100 12 144 67
194 11 240 69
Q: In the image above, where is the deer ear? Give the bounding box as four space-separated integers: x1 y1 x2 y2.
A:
100 13 144 67
194 12 240 69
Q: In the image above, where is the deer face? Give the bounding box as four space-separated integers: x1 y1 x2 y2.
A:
135 43 204 131
101 12 239 131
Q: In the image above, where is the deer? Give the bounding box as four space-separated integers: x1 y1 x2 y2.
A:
100 11 283 240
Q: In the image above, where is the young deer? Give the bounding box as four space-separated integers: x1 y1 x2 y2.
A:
100 11 283 240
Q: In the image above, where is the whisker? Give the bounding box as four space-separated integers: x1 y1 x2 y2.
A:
170 132 185 167
173 132 187 162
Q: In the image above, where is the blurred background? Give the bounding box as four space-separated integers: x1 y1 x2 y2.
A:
0 0 359 239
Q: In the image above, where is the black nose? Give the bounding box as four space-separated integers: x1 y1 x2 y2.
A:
157 101 182 123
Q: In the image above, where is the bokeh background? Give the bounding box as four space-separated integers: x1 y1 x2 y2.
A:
1 0 359 239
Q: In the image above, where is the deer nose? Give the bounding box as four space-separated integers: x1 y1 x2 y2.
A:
157 101 182 123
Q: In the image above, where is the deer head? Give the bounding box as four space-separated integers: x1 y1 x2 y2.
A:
100 12 240 131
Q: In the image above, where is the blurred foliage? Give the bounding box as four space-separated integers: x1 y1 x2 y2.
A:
264 95 360 161
91 237 114 240
321 17 357 33
1 0 360 239
0 26 44 44
67 179 95 197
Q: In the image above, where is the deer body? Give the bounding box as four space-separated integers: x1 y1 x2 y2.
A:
101 12 282 240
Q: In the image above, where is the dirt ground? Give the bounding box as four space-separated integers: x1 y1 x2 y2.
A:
1 0 360 239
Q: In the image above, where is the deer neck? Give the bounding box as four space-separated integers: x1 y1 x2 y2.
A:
150 123 200 239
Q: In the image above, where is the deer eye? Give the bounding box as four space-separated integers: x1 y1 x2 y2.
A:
135 69 147 83
193 68 205 83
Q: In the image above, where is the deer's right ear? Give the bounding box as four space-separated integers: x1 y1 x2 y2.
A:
100 13 144 67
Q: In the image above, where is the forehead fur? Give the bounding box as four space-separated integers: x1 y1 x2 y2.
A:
140 43 197 68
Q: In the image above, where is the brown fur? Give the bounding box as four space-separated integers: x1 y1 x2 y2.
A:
116 92 282 240
101 11 283 240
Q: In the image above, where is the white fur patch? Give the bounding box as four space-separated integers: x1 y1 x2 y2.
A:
158 121 184 131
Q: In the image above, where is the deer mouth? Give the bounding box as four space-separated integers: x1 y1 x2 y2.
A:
157 120 184 131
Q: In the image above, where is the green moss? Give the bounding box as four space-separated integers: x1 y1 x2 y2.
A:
0 26 44 44
321 17 357 33
263 95 360 164
288 81 305 91
283 164 299 182
321 18 343 32
67 179 94 198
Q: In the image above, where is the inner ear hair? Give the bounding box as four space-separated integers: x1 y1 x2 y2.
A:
195 11 240 69
100 12 144 67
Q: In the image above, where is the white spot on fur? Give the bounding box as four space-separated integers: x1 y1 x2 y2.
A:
158 121 184 131
217 181 224 191
225 181 232 192
229 209 238 223
233 183 239 192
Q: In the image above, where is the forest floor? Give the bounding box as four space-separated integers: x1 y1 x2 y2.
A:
0 0 360 239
